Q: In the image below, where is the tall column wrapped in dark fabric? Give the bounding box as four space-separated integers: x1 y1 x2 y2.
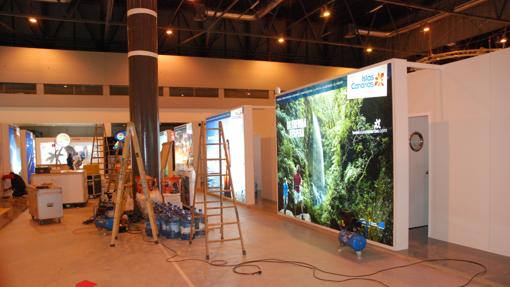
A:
127 0 160 194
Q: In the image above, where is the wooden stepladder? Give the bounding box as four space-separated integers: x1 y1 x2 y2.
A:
110 122 159 246
189 121 246 260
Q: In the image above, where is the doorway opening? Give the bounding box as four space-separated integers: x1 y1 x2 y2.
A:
408 115 430 246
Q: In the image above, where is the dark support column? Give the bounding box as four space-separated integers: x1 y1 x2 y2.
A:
127 0 160 193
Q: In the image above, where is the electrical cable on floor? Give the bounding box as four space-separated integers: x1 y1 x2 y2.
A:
158 240 487 287
70 223 487 286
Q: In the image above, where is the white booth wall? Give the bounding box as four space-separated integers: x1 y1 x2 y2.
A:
252 107 277 202
408 48 510 257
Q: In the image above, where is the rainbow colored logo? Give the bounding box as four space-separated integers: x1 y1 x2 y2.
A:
374 72 385 87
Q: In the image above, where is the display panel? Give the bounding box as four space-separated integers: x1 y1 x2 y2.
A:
206 108 246 203
8 126 22 174
25 131 36 183
276 64 394 246
174 123 193 171
36 138 92 168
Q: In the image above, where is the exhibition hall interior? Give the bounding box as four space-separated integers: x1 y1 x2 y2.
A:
0 0 509 286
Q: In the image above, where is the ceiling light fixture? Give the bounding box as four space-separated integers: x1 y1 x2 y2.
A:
166 29 173 35
28 17 37 24
500 37 507 44
423 26 430 32
277 37 285 43
320 6 331 18
365 47 373 53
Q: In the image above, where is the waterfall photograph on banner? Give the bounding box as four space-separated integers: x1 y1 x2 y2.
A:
276 64 394 246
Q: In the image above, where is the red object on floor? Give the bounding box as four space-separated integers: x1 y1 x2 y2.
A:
75 280 96 287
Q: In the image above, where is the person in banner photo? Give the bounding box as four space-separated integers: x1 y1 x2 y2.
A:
66 153 74 170
282 180 289 214
293 165 303 218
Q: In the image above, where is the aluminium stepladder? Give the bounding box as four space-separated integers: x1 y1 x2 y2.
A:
189 121 246 260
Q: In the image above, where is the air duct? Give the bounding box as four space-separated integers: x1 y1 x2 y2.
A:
204 0 283 21
346 0 487 38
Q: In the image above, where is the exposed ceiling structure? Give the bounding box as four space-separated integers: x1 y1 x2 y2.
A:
0 0 508 67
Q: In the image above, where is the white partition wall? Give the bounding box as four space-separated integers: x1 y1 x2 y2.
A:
391 60 410 251
205 106 274 205
252 107 277 202
408 48 510 257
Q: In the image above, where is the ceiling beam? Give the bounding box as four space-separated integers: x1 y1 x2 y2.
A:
375 0 510 25
50 0 81 39
0 11 425 56
159 0 185 51
181 0 239 45
103 0 114 42
0 20 13 32
286 0 336 32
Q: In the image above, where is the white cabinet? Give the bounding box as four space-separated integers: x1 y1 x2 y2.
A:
28 185 63 223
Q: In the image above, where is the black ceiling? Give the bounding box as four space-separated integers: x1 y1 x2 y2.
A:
0 0 508 67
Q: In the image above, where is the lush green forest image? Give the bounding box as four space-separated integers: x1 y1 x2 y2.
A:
276 73 394 246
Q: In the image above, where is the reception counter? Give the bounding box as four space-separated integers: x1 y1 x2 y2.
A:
31 170 88 206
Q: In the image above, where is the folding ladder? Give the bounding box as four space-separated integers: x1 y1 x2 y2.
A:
189 121 246 260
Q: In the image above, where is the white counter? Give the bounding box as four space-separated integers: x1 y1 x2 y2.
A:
31 171 88 206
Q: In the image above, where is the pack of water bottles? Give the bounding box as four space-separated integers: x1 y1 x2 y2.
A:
145 202 205 240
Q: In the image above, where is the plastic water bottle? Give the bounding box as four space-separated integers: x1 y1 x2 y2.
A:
180 213 191 240
160 215 170 238
198 209 205 236
170 216 181 239
194 210 201 238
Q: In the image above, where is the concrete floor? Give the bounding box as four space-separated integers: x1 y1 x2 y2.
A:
0 199 507 287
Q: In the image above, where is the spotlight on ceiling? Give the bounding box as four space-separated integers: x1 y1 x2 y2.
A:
277 37 285 44
423 26 430 32
28 17 38 24
321 7 331 18
166 29 173 35
365 47 373 53
500 37 508 44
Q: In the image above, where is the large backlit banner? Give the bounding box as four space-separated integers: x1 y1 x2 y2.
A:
276 64 394 246
174 123 194 171
25 131 36 183
8 126 22 174
36 138 92 167
206 108 246 203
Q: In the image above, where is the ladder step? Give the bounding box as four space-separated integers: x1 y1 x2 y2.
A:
207 237 241 243
208 187 230 191
206 143 222 146
208 205 236 210
208 189 232 193
206 158 226 161
207 173 228 177
195 200 222 204
208 221 239 227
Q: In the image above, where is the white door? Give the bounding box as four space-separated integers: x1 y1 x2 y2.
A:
409 116 429 228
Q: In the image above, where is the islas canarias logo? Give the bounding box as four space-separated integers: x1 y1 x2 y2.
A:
350 70 385 90
347 64 388 99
